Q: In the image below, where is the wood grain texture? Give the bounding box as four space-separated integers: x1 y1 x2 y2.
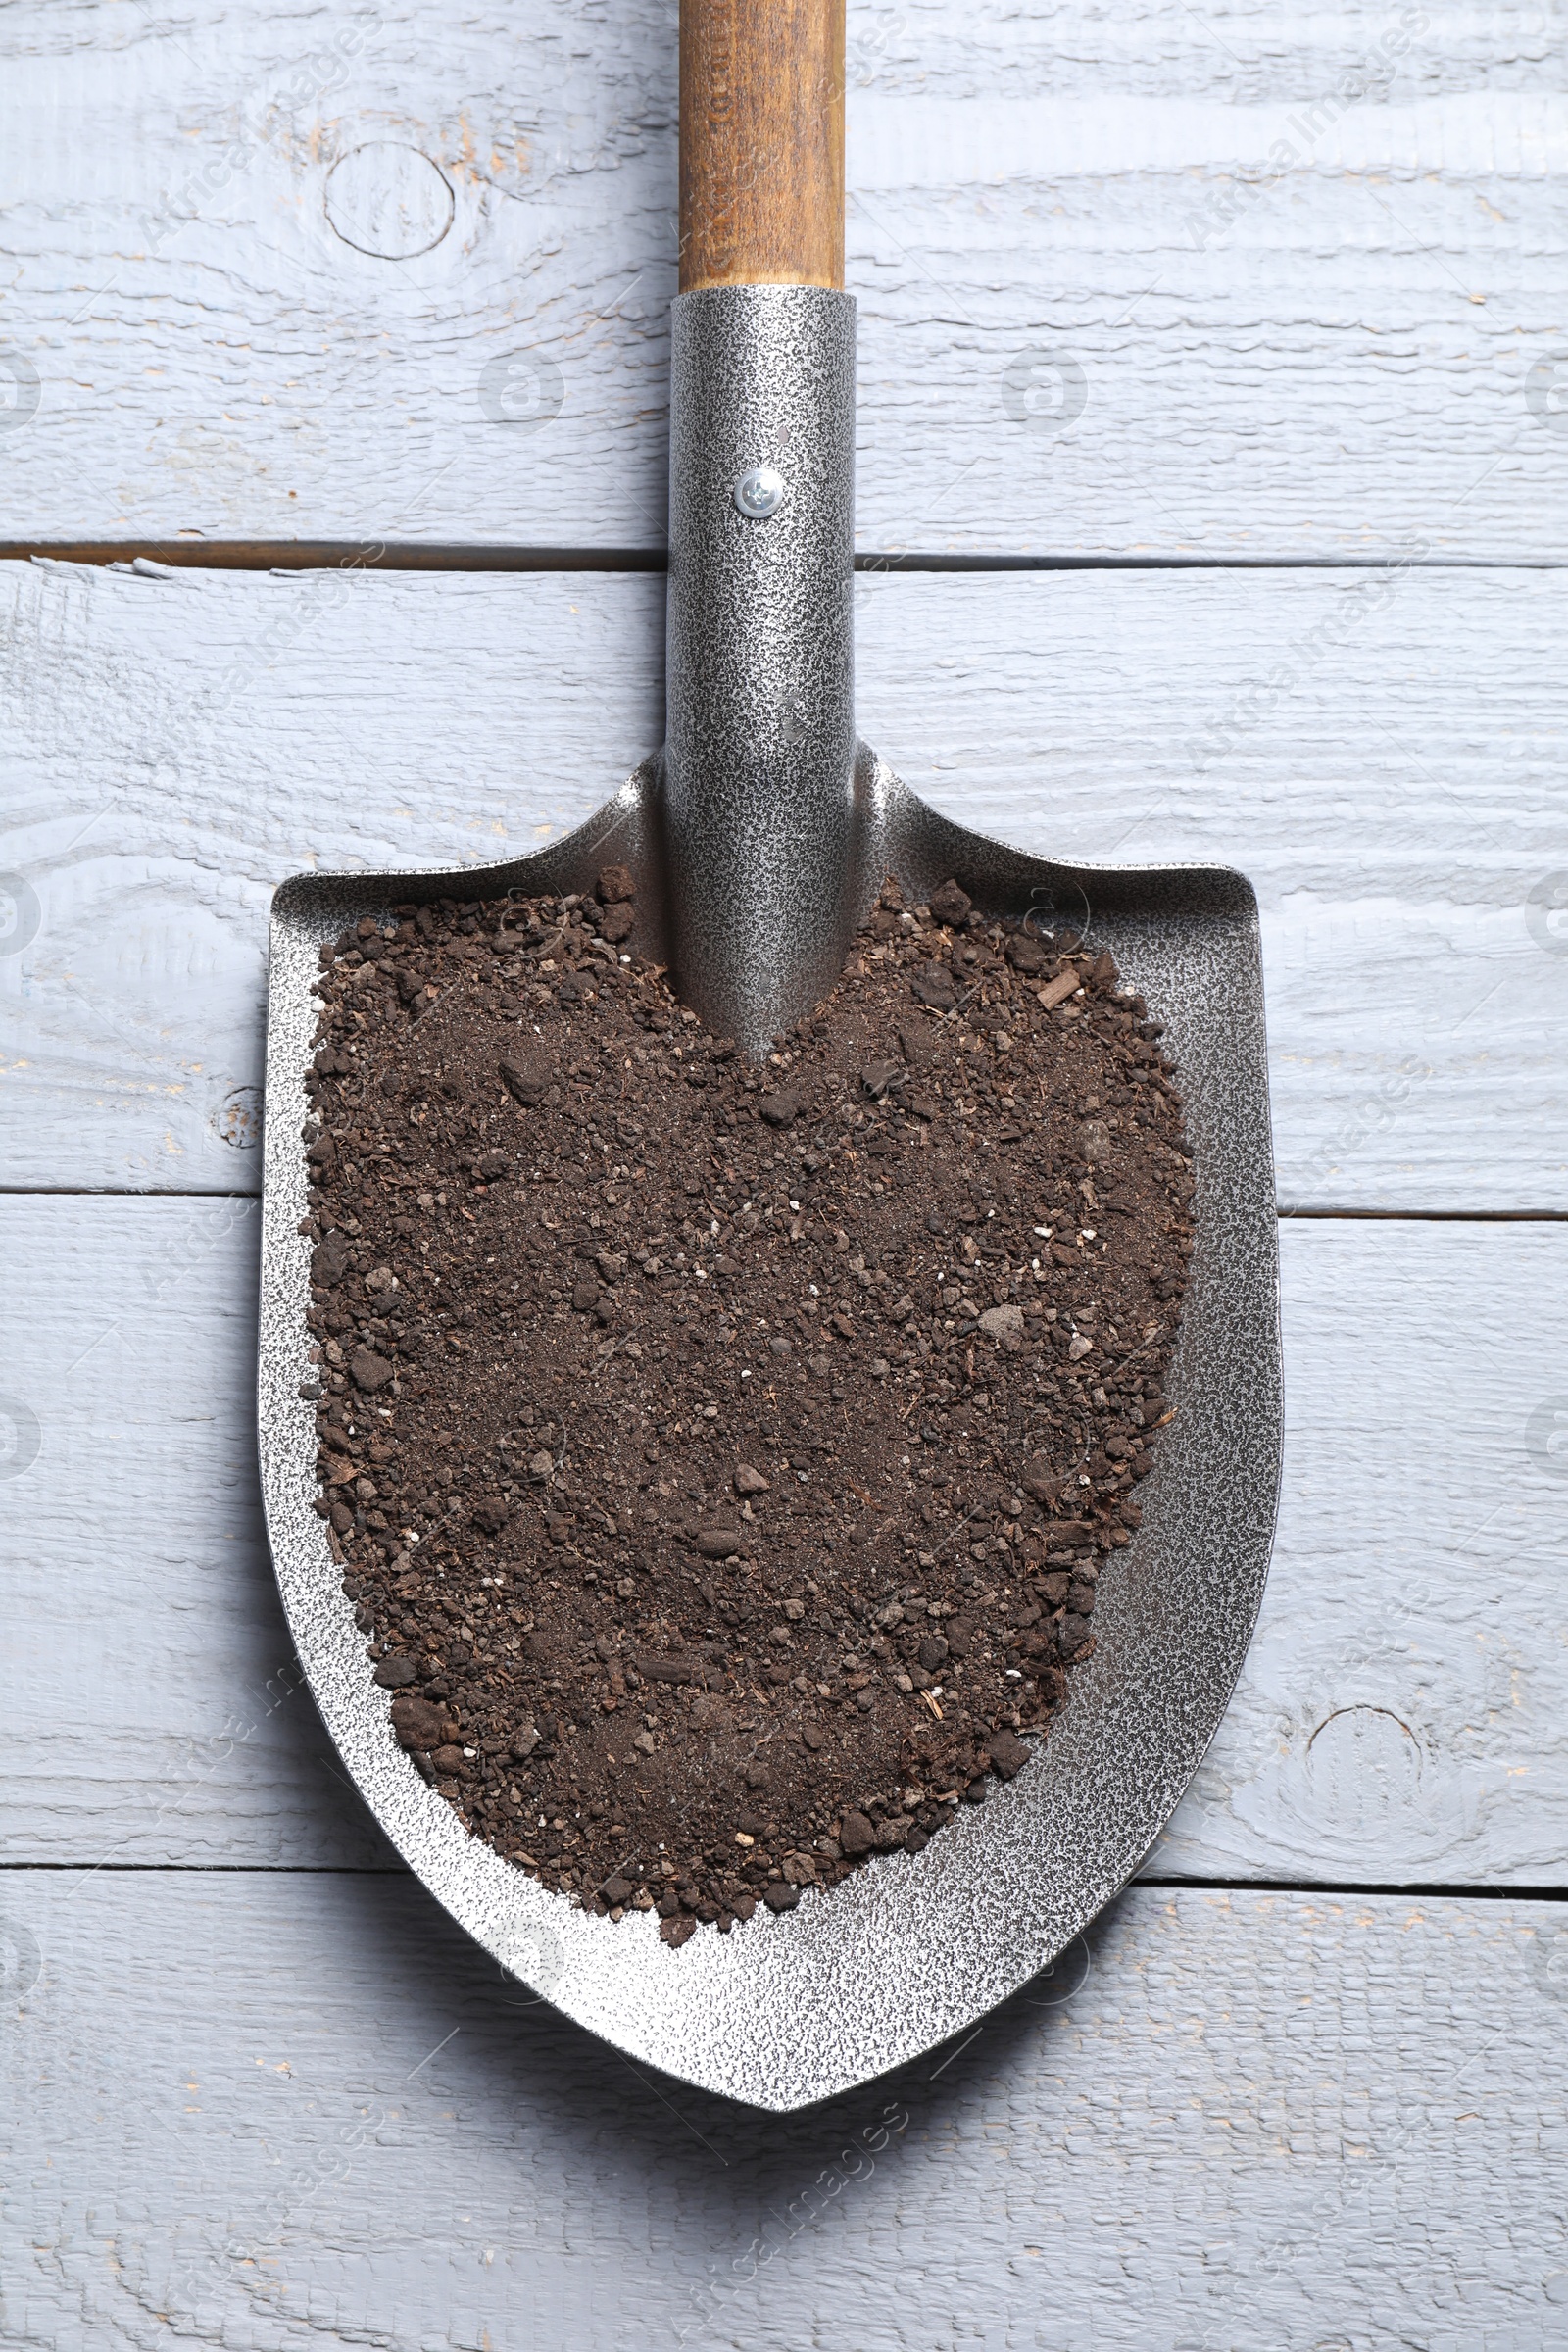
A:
3 0 1559 2324
3 560 1564 1206
680 0 845 289
4 1198 1565 1884
7 1869 1568 2350
0 0 1564 550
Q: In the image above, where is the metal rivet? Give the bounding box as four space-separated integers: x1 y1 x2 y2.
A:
734 466 785 519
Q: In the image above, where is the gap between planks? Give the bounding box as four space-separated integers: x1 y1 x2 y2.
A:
12 543 1568 576
3 1188 1566 1222
10 1860 1568 1903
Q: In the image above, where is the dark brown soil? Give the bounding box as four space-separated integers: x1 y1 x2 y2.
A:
301 871 1193 1945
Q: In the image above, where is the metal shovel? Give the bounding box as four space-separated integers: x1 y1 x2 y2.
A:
259 0 1281 2112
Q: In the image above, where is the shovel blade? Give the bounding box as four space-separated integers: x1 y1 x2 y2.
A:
260 747 1280 2112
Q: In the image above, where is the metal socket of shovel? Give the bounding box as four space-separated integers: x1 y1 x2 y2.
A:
259 0 1281 2112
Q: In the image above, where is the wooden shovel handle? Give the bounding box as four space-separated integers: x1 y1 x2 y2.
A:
679 0 845 291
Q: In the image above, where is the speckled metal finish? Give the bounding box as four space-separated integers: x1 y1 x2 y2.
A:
664 288 858 1054
259 286 1281 2114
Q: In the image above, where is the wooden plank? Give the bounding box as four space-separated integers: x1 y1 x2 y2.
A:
7 1870 1567 2348
4 1198 1565 1884
1156 1220 1568 1886
0 1195 394 1871
1 0 1564 553
3 560 1564 1207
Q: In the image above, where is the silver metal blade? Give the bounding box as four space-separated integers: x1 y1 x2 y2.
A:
259 752 1281 2111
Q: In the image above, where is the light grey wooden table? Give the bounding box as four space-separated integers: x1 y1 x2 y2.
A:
3 3 1567 2345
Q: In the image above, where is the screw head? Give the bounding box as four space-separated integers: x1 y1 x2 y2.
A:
734 466 786 519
